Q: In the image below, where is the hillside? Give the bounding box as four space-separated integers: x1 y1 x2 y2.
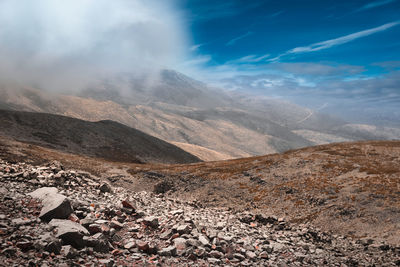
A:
0 137 398 247
0 109 200 164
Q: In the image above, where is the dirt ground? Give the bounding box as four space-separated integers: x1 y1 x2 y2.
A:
1 135 399 245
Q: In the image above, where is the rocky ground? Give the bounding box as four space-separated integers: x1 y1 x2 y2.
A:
1 158 399 266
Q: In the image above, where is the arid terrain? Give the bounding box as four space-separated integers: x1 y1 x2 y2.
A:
0 109 200 164
1 133 399 247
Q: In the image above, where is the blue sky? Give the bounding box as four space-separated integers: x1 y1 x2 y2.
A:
177 0 400 124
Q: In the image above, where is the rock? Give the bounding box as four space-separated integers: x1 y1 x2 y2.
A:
83 233 109 253
177 224 191 234
12 218 34 226
121 199 135 210
246 250 256 260
209 250 223 258
216 222 225 230
16 240 33 251
198 235 210 247
49 219 89 249
98 259 114 267
28 187 58 199
160 229 173 240
28 187 73 222
99 182 112 193
137 241 149 252
61 245 78 259
158 246 177 256
173 238 187 251
259 251 269 259
124 241 136 250
234 253 246 261
110 220 124 230
1 247 17 256
88 223 102 234
143 216 159 228
45 239 62 254
35 233 62 254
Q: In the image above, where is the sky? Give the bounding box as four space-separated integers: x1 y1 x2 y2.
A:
178 0 400 125
0 0 399 125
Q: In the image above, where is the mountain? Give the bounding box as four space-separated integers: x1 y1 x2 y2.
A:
0 69 399 160
0 109 200 164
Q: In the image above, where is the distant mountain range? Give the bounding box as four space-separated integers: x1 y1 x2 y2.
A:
0 69 399 160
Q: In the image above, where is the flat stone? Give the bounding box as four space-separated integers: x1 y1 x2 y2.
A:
29 187 73 222
198 235 210 247
158 246 177 256
50 219 89 249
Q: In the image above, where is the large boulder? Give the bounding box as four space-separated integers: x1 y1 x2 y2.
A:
28 187 73 222
49 219 89 249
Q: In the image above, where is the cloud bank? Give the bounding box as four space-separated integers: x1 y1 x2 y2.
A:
0 0 187 91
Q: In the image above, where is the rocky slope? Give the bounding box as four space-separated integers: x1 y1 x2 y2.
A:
1 159 399 266
0 109 200 164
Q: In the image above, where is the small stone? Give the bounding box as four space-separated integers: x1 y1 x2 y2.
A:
61 245 78 259
234 253 246 261
16 240 33 251
198 235 210 247
158 245 177 256
160 229 173 240
88 224 102 234
121 199 135 210
110 220 124 230
177 224 191 234
173 238 187 251
246 250 256 260
259 251 269 259
83 233 109 253
99 182 112 193
137 241 149 252
209 250 223 258
124 241 136 250
143 216 159 228
98 259 114 267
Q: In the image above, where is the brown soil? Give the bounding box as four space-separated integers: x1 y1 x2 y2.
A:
1 136 399 245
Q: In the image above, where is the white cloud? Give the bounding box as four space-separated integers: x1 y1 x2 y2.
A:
227 54 270 64
226 31 253 46
270 21 400 62
359 0 396 11
0 0 187 91
190 44 203 52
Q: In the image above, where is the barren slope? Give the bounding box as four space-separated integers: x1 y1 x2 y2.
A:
127 141 400 245
0 137 398 245
0 109 200 164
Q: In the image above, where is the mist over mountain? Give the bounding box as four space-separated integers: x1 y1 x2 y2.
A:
1 69 399 160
